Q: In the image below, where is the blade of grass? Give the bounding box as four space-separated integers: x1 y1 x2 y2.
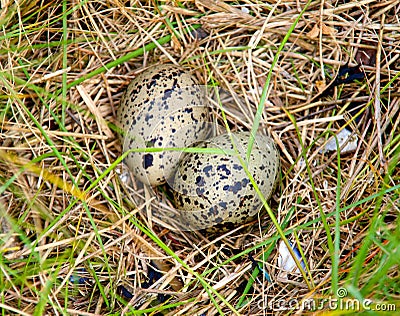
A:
1 82 115 310
61 24 201 92
333 133 343 296
124 214 240 315
346 143 399 291
282 107 334 289
1 144 241 313
0 0 86 41
0 78 79 192
3 62 116 203
246 0 313 160
62 0 68 124
202 65 313 289
235 201 297 308
234 144 313 289
112 297 197 315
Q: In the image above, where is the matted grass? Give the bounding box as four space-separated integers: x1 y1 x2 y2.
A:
0 0 399 315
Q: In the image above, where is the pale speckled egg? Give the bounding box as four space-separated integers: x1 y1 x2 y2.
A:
172 131 280 230
117 64 211 186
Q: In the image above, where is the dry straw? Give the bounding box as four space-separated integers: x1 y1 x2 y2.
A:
0 0 399 315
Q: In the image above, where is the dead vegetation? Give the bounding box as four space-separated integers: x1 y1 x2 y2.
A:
0 0 399 315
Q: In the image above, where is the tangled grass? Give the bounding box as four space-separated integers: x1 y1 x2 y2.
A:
0 0 399 315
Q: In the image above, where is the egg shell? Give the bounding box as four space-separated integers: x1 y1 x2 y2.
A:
172 131 280 230
117 64 211 186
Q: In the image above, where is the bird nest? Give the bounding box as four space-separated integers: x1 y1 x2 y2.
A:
0 0 399 315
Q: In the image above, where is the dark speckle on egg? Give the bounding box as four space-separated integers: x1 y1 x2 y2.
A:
143 154 153 169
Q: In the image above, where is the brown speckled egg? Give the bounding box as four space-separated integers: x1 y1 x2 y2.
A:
117 64 211 186
172 131 280 230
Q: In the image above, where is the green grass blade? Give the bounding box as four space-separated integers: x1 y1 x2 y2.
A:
246 0 313 160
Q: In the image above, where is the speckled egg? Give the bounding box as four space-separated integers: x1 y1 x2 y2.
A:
117 64 211 186
172 131 280 230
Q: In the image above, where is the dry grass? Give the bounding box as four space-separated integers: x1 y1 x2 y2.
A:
0 0 399 315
